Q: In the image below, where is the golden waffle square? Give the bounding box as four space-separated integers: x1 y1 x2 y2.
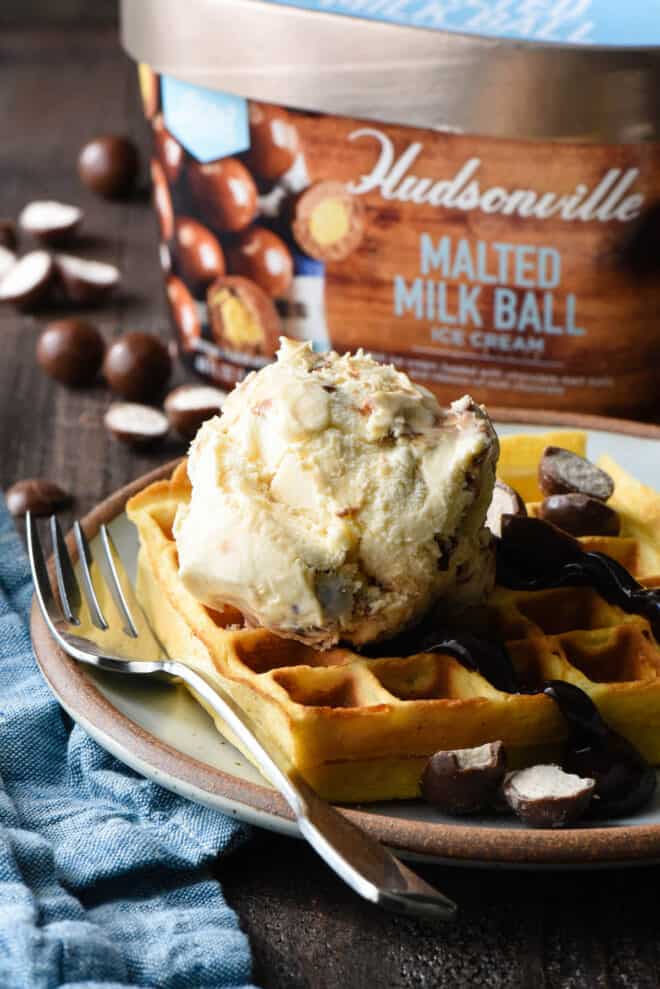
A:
126 436 660 803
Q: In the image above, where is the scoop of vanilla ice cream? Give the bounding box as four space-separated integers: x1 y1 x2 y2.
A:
173 339 498 648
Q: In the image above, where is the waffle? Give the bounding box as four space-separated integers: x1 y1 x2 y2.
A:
126 433 660 802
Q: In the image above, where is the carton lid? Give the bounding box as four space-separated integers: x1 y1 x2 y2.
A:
262 1 660 48
121 0 660 141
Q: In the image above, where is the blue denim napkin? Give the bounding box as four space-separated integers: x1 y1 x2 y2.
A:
0 500 257 989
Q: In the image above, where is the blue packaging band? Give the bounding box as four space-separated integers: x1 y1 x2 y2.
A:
162 76 250 163
293 252 325 277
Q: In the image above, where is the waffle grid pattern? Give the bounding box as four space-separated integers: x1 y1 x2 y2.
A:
126 459 660 802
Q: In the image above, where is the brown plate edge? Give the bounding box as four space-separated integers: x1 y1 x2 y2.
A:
30 413 660 867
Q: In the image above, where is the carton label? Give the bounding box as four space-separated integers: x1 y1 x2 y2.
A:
153 78 660 416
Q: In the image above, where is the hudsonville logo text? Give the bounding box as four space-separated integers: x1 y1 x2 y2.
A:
347 129 644 223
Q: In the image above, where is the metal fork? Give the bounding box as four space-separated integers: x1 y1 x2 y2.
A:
27 512 457 922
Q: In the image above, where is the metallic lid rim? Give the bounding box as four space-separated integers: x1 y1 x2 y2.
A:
121 0 660 143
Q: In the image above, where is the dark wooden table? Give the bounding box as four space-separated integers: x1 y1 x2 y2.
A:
2 23 660 989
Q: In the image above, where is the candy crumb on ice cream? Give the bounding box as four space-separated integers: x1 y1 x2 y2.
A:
174 338 499 648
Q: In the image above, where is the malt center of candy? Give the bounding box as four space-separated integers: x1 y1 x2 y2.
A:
310 198 349 245
215 289 263 347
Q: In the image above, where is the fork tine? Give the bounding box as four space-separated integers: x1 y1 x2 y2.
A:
99 525 139 638
50 516 81 625
73 521 108 631
26 512 65 632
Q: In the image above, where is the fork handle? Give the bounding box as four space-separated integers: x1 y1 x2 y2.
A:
165 659 456 921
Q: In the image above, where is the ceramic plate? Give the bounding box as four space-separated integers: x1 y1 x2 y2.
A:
30 409 660 868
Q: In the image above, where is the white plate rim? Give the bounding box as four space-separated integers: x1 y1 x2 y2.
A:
30 408 660 869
